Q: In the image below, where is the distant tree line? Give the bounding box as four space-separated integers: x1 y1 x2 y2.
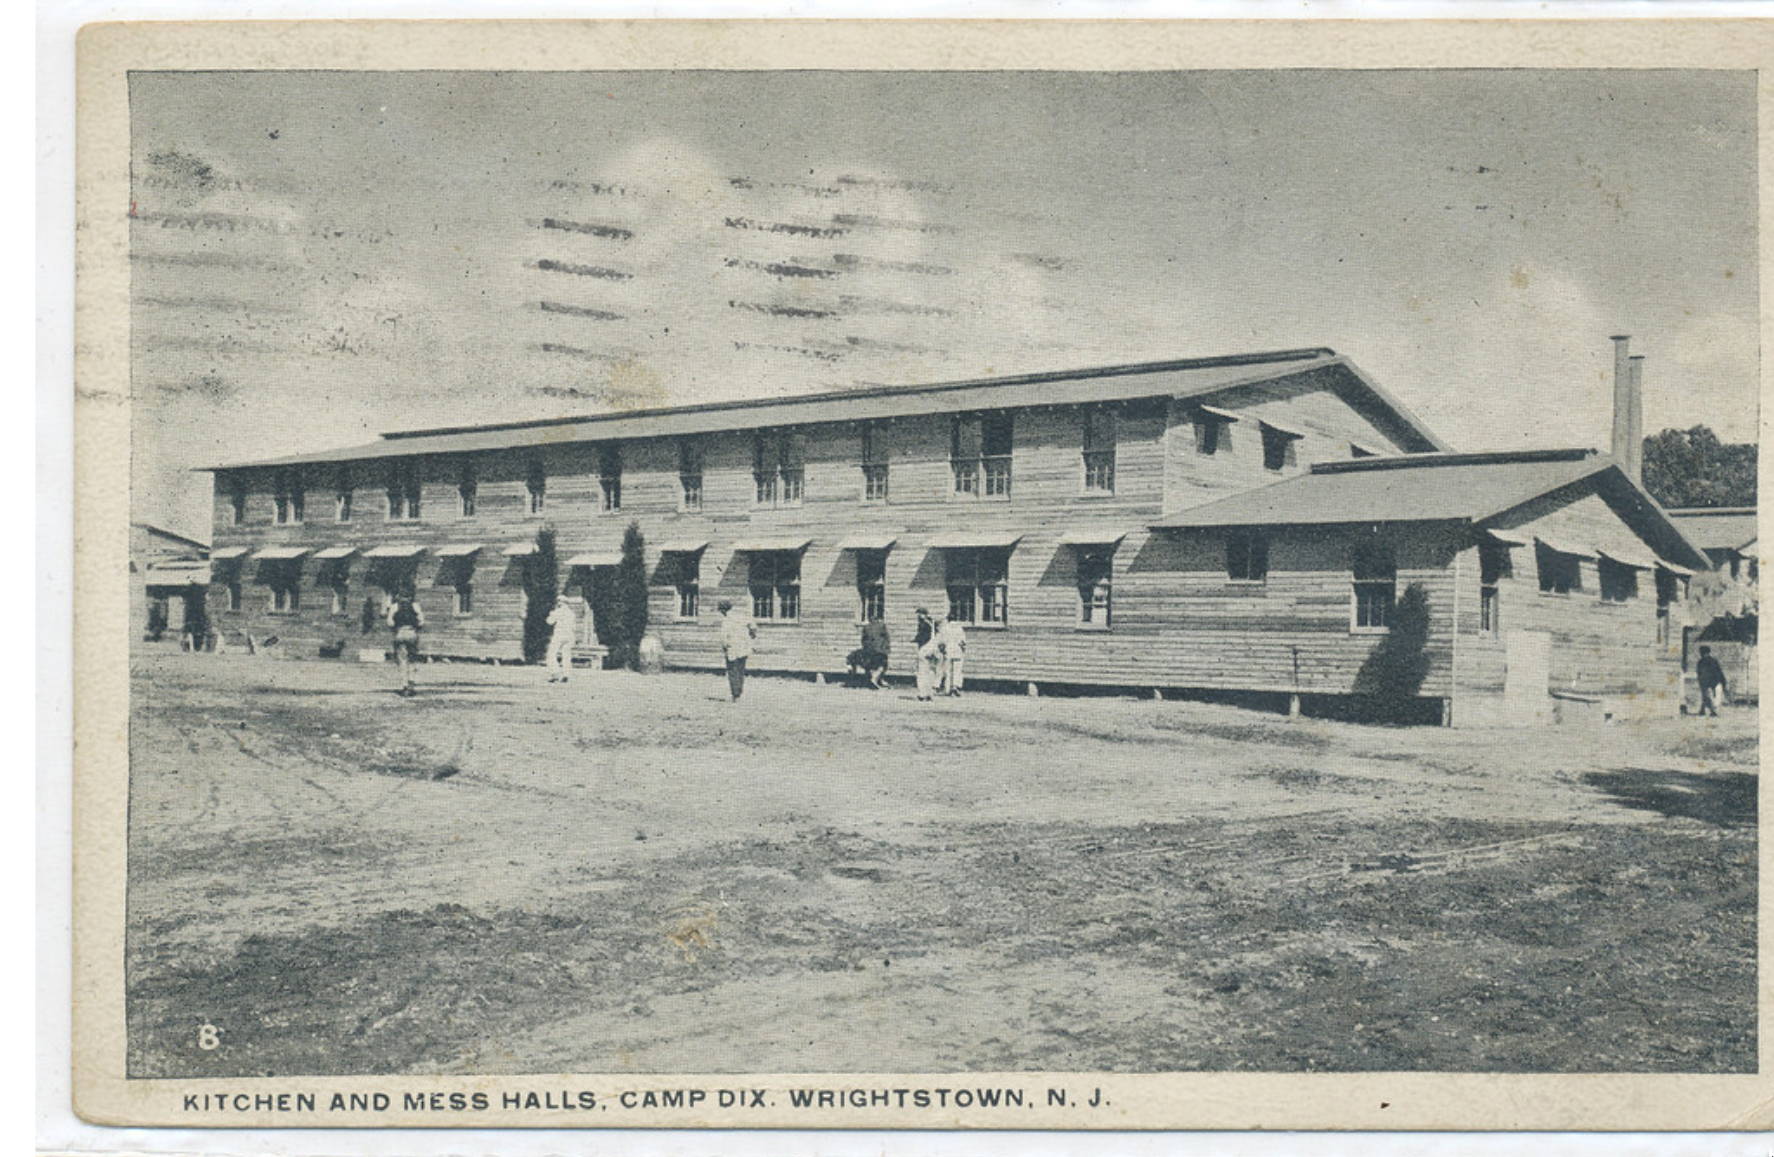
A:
1640 425 1756 509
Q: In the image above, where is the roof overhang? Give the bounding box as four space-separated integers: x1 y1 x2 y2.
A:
502 543 538 557
312 546 359 561
144 565 211 586
365 545 427 559
928 531 1023 550
1058 528 1129 547
733 537 813 553
657 540 710 554
836 534 899 551
1534 535 1598 560
252 547 311 561
209 546 250 560
433 544 482 557
565 552 623 567
1599 546 1659 570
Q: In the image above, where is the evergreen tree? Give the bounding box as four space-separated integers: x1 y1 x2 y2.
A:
610 520 650 669
521 525 558 664
1352 582 1433 721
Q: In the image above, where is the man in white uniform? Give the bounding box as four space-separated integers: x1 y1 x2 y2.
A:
545 595 577 683
937 612 968 697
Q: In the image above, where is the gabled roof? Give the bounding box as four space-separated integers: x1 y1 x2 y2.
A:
130 521 211 553
201 347 1447 471
1154 448 1711 572
1666 507 1758 555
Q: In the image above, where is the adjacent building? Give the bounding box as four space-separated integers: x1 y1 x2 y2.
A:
130 521 211 644
197 343 1711 723
1668 504 1759 702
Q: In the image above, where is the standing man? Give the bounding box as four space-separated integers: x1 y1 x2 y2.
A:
719 598 757 701
1696 645 1728 716
937 612 968 697
859 609 891 689
545 595 577 684
386 587 425 697
913 607 938 702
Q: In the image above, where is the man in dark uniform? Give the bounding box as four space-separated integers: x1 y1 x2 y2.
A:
386 588 425 697
1696 645 1728 716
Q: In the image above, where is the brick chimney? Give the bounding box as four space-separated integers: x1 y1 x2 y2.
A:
1609 335 1643 483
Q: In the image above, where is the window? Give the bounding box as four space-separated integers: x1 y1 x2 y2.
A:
598 445 623 513
674 554 701 620
1479 543 1510 635
453 582 473 616
1351 543 1396 631
1260 422 1301 472
269 572 301 614
1536 543 1582 595
457 464 477 518
1656 568 1680 645
227 480 247 526
1195 416 1224 455
1599 557 1640 603
1082 408 1116 494
946 548 1010 626
952 413 1013 499
330 574 350 616
526 462 546 515
747 551 801 622
753 431 804 508
1076 547 1113 628
679 439 703 512
387 463 421 521
856 549 887 621
226 581 242 612
334 479 353 523
861 423 890 502
273 471 305 525
1227 531 1269 583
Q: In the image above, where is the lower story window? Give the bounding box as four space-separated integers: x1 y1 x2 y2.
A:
1479 584 1500 634
331 580 350 617
856 549 887 622
748 551 801 622
1351 544 1396 631
270 580 300 614
453 583 473 616
226 581 242 612
674 555 701 620
946 548 1009 626
1076 547 1112 628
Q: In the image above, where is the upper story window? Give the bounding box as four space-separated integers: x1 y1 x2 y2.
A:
457 463 477 518
1082 408 1116 495
952 412 1013 499
747 550 801 621
754 431 804 508
273 471 305 525
679 439 703 512
860 422 890 503
1227 531 1269 583
1351 542 1396 631
1193 405 1237 455
526 462 546 516
1260 420 1303 472
227 479 247 526
1350 442 1378 459
334 469 353 523
1535 541 1583 596
945 547 1010 625
598 445 623 513
386 462 421 522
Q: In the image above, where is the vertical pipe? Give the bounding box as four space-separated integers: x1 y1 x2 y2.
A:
1610 335 1632 465
1626 355 1646 484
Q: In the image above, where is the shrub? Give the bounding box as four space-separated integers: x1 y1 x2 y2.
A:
608 521 650 669
521 525 559 664
1351 582 1433 722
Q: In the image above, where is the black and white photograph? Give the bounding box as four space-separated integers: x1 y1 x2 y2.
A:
71 21 1767 1131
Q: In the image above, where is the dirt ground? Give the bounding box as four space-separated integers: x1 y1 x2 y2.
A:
125 650 1756 1077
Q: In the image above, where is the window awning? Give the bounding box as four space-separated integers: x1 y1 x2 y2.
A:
1482 527 1532 547
502 543 538 557
312 546 358 561
1191 403 1242 422
433 544 482 557
733 537 812 553
252 546 310 561
1657 560 1698 577
209 546 250 560
928 531 1023 550
657 540 710 554
837 534 898 551
1599 546 1659 570
565 552 622 568
1058 528 1128 547
365 544 427 559
1259 418 1306 439
1534 535 1597 560
145 565 210 586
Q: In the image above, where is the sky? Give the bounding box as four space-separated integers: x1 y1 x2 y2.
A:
129 69 1759 537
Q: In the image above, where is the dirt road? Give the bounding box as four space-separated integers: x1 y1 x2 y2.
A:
125 652 1755 1076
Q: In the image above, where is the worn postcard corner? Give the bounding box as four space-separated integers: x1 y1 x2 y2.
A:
71 15 1774 1134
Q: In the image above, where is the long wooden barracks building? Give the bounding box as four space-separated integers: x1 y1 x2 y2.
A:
198 342 1712 723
